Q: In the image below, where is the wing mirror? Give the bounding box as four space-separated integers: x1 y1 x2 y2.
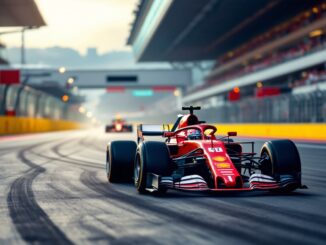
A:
228 132 237 137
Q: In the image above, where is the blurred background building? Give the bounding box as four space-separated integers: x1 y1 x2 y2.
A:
0 0 87 123
1 0 326 127
127 0 326 123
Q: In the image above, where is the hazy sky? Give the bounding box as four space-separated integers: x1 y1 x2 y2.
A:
1 0 138 54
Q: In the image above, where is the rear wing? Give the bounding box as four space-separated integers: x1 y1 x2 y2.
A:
137 124 170 143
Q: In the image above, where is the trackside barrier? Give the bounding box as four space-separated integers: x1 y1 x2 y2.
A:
147 123 326 141
214 123 326 141
145 90 326 123
0 116 84 135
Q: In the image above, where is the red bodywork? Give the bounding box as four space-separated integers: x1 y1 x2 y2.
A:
138 108 301 193
165 122 245 190
106 119 133 133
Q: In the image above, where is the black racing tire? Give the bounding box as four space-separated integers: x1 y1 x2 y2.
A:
134 141 172 194
105 125 114 133
123 125 133 132
260 140 301 193
106 141 137 183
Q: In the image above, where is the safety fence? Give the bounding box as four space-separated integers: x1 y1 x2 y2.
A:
133 90 326 140
196 90 326 123
143 90 326 123
0 84 84 122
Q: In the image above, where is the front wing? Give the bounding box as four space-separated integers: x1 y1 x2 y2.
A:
146 173 301 192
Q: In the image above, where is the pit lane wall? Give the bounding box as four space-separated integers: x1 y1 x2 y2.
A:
0 116 84 135
213 123 326 141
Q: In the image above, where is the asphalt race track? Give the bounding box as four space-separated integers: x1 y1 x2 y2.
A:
0 129 326 244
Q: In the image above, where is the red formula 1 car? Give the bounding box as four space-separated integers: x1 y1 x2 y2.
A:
106 106 304 194
105 118 133 133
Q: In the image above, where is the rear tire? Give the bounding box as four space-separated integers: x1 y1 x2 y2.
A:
260 140 301 193
134 141 172 194
106 141 137 183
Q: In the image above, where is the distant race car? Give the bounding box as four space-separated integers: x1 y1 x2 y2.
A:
106 106 305 194
105 119 133 133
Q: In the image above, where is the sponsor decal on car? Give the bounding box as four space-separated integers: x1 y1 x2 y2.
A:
208 147 223 153
213 156 226 162
216 163 231 168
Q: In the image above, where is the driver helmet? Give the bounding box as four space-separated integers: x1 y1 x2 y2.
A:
187 129 202 140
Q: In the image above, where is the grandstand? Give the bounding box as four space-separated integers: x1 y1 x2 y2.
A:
128 0 326 122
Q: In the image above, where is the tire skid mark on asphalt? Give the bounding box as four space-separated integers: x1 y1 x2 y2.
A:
6 140 74 244
60 133 326 244
78 135 105 153
79 171 224 243
0 141 50 159
15 136 104 176
25 136 105 199
73 138 152 216
31 148 123 243
53 134 105 166
79 210 161 245
130 188 321 244
30 143 103 170
80 211 149 242
80 174 150 218
78 131 109 154
80 170 277 245
0 140 60 180
0 155 33 181
41 140 148 243
77 215 116 242
106 235 160 245
46 168 83 199
33 151 103 170
73 137 107 159
45 165 106 201
233 198 326 228
52 139 103 166
188 197 326 243
45 182 91 201
0 141 60 180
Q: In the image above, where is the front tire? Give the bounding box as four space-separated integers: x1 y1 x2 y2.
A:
134 141 172 194
260 140 301 193
106 141 137 183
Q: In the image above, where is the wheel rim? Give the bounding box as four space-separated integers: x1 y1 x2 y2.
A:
134 156 141 184
260 151 272 176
